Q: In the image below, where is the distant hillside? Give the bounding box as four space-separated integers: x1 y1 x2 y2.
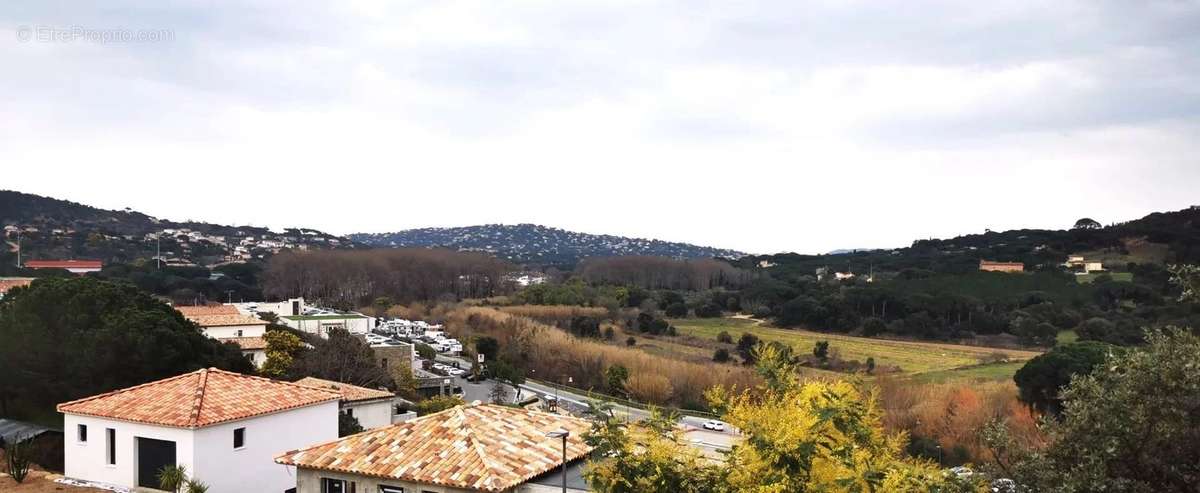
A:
0 190 353 267
350 224 746 266
740 206 1200 277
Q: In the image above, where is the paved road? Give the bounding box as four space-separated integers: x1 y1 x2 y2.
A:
426 354 739 451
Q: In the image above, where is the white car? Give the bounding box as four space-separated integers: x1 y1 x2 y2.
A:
449 368 467 376
702 420 725 432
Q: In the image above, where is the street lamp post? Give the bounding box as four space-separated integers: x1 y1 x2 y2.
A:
545 428 569 493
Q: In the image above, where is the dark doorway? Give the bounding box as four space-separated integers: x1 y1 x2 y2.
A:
136 437 177 488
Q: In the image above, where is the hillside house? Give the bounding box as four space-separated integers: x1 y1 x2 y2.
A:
23 259 102 274
0 277 34 299
1064 256 1104 273
275 403 594 493
294 377 407 429
58 368 339 492
979 260 1024 273
176 305 270 367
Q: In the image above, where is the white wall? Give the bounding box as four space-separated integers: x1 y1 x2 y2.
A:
65 401 337 493
244 349 266 368
202 323 267 339
284 317 372 337
63 414 195 489
343 399 394 430
294 467 477 493
192 401 338 493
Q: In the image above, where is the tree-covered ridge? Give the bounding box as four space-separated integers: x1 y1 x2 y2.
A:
350 223 746 268
0 190 353 268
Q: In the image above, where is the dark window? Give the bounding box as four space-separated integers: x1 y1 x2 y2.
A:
321 478 346 493
236 329 244 337
106 428 116 465
78 424 87 442
233 427 245 449
345 408 353 418
379 486 404 493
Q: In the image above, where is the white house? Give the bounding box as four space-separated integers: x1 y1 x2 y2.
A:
57 368 340 492
176 305 270 367
232 297 306 318
293 377 404 429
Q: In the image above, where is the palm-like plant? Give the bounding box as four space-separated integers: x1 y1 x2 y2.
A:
185 478 210 493
5 433 32 484
157 464 187 493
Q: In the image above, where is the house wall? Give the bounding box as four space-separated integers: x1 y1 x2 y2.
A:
63 414 195 489
284 317 372 337
979 263 1024 273
342 399 394 430
191 401 338 493
243 348 266 368
293 467 480 493
202 323 267 339
372 344 416 388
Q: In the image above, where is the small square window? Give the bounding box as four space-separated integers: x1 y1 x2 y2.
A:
78 424 88 443
236 329 243 337
321 478 346 493
233 427 245 449
379 486 405 493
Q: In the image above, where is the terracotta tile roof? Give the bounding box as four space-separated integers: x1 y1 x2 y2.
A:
294 377 394 403
186 313 268 327
23 259 102 269
219 336 268 350
176 305 240 316
57 368 339 429
275 404 593 492
176 306 266 328
0 277 34 296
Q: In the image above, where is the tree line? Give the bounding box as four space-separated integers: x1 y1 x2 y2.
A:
262 248 511 309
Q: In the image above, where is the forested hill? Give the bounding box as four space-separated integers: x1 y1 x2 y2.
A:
0 190 352 267
350 224 746 266
740 206 1200 277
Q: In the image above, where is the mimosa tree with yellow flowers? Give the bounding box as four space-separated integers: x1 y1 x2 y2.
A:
584 343 984 493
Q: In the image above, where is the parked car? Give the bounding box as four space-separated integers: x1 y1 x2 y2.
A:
702 420 725 431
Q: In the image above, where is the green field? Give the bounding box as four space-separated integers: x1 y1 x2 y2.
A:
1075 272 1134 284
1056 330 1079 345
910 362 1027 384
669 318 1041 379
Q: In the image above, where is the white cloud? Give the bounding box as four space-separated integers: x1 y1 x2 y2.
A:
1 0 1198 254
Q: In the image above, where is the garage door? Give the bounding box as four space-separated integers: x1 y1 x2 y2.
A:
136 437 177 489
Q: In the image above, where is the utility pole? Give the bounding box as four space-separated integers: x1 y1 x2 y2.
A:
15 229 21 268
156 233 162 269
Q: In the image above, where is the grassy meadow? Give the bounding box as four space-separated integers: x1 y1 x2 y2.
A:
668 317 1041 380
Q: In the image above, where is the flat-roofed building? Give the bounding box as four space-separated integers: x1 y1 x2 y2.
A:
23 259 102 274
979 260 1024 273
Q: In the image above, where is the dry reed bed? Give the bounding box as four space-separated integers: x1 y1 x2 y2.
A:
446 307 759 408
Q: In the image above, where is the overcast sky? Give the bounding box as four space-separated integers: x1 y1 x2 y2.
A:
3 1 1199 254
